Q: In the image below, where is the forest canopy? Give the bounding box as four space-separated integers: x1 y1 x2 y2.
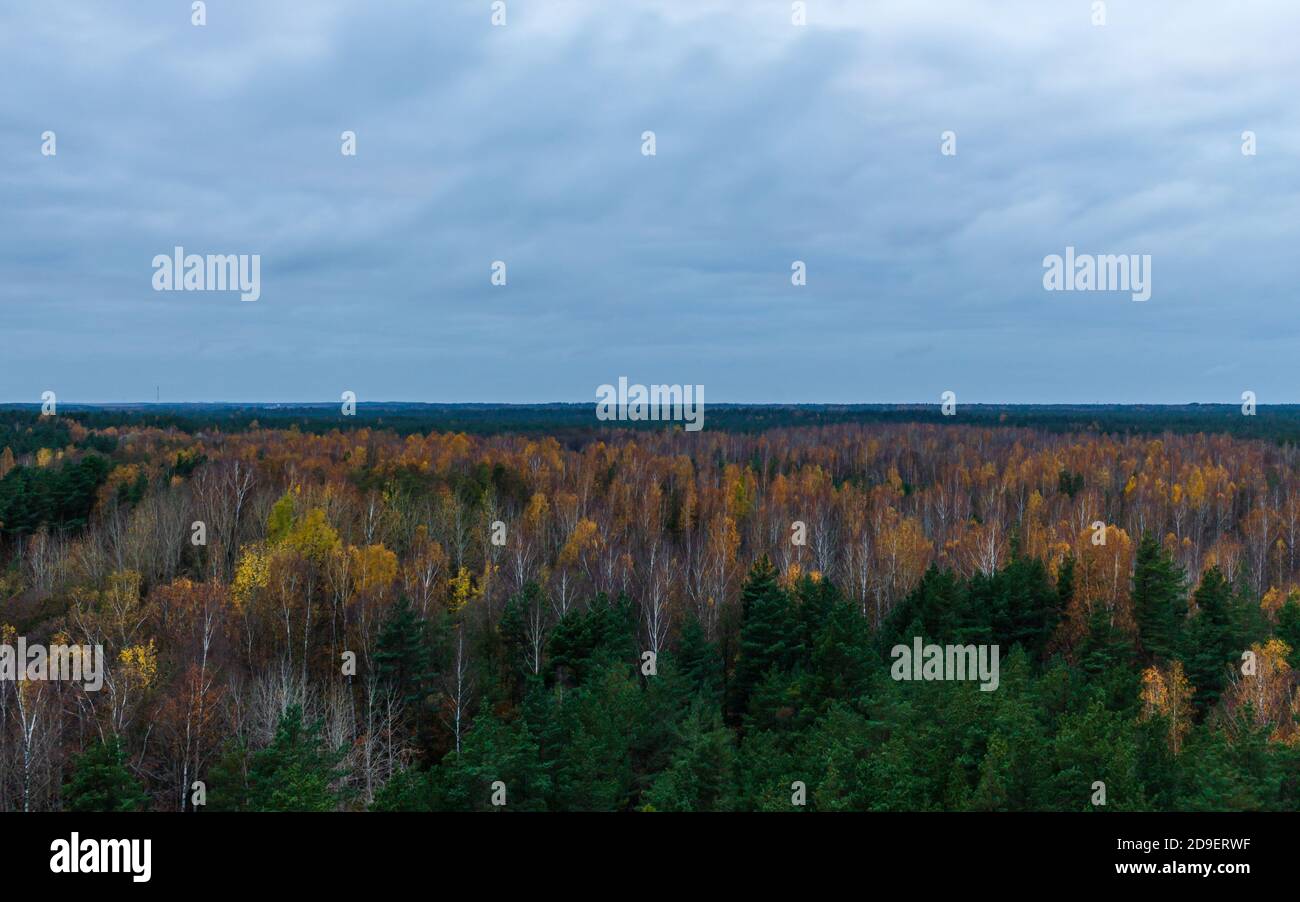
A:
2 407 1300 812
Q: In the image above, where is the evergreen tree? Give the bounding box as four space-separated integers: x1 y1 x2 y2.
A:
1047 701 1147 810
1076 607 1139 712
547 593 637 687
1276 596 1300 670
374 595 446 758
500 581 548 698
1056 555 1076 611
435 708 552 811
809 597 872 709
968 556 1059 657
793 574 837 663
674 613 724 707
1131 532 1186 661
210 705 349 811
881 565 965 650
1181 567 1237 717
374 595 436 708
730 556 798 720
643 702 735 811
63 735 149 812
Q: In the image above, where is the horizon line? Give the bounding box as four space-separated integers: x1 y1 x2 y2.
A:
0 400 1283 409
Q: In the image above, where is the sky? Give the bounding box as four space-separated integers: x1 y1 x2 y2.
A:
2 0 1299 404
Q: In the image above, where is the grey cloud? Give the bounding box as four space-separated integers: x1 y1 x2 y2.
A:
2 0 1298 403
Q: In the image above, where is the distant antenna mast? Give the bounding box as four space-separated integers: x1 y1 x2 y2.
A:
156 385 160 402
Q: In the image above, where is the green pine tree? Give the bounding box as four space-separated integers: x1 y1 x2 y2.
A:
730 556 798 720
1131 532 1186 661
63 735 149 812
209 704 350 811
1181 567 1237 717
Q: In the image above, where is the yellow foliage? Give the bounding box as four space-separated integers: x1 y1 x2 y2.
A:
887 466 904 493
106 570 143 609
103 463 141 495
1225 639 1296 743
1259 637 1292 672
524 492 550 532
783 562 803 588
1140 660 1194 754
447 565 480 613
1187 468 1207 506
559 518 602 568
349 544 398 597
118 639 158 689
232 545 271 610
285 508 341 564
1262 587 1286 618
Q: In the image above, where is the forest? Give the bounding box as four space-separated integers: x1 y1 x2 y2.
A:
2 406 1299 812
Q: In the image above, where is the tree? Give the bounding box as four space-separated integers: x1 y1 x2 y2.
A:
1140 660 1195 754
374 596 444 762
266 491 295 544
1047 701 1146 810
547 593 636 688
1132 532 1186 661
436 707 551 811
809 595 872 709
673 613 724 707
1182 567 1237 717
643 703 735 811
1062 525 1136 653
209 705 349 811
1276 595 1300 670
500 581 551 692
64 735 149 812
730 556 798 720
0 452 110 535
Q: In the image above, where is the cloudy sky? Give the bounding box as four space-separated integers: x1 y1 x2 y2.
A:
3 0 1298 403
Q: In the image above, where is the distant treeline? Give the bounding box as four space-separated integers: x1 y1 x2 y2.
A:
2 402 1299 442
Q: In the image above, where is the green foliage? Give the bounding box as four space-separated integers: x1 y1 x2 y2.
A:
643 703 736 811
1057 469 1085 498
63 735 150 812
1276 597 1300 670
500 581 550 698
0 414 72 455
194 546 1300 813
730 556 799 720
375 595 439 705
209 705 349 812
1132 532 1186 661
547 593 636 687
53 545 1300 815
266 492 295 544
673 613 724 706
1046 701 1147 810
169 448 207 478
1181 567 1237 717
0 453 110 534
